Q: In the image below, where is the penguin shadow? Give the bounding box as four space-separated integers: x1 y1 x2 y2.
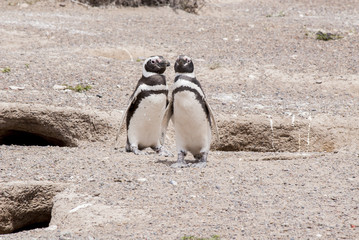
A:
155 159 201 167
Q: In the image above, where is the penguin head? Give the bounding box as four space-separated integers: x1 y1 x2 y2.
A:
174 55 194 74
143 56 170 77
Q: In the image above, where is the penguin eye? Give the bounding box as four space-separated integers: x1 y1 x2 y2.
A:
186 59 191 63
151 60 155 64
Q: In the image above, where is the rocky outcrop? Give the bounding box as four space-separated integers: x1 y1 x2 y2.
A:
0 181 66 234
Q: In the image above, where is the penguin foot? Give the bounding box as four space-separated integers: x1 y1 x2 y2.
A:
129 146 146 155
171 151 188 168
152 146 174 157
171 162 189 168
191 152 208 168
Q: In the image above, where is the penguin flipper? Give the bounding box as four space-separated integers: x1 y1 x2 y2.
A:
115 95 136 146
204 98 219 141
160 100 173 145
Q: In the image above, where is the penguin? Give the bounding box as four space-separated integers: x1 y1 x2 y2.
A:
163 55 219 168
117 56 172 156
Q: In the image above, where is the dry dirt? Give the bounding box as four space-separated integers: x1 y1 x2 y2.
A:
0 0 359 239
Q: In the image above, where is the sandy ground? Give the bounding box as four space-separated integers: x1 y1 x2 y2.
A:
0 0 359 239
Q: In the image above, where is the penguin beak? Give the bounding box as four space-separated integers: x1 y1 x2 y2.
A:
177 58 186 66
159 59 170 68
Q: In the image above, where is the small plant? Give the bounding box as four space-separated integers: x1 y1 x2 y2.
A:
266 11 285 17
77 0 206 14
65 84 92 92
277 11 286 17
25 63 30 69
181 235 220 240
177 0 206 14
316 31 343 41
2 67 11 73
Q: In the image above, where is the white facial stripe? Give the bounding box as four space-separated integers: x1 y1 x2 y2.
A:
143 71 157 78
173 79 204 98
175 72 195 78
177 55 191 61
142 56 162 78
133 84 168 99
183 55 191 61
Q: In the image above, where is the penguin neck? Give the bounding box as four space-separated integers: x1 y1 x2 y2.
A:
175 72 195 78
142 70 164 78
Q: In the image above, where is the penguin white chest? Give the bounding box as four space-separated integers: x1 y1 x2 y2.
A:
173 91 211 154
128 93 167 147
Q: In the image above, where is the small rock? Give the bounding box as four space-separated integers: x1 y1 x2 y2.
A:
53 84 67 90
9 86 25 90
316 81 322 84
137 178 147 183
68 203 92 213
248 74 256 79
20 3 29 8
169 180 177 186
46 225 58 231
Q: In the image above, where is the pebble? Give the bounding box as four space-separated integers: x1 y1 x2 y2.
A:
20 3 29 8
53 84 67 90
169 180 177 186
9 86 25 90
137 178 147 182
46 225 58 231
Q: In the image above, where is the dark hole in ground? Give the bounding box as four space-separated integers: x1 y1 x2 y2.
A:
12 221 50 233
0 130 67 147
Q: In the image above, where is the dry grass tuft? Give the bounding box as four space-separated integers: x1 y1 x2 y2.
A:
77 0 206 13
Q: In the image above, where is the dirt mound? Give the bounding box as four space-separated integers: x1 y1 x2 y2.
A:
0 103 121 147
214 114 359 153
0 181 66 234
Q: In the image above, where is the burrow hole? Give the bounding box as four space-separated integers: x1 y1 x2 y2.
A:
0 130 69 147
12 221 50 233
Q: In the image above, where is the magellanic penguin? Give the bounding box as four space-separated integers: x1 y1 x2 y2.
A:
116 56 172 156
163 55 219 168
